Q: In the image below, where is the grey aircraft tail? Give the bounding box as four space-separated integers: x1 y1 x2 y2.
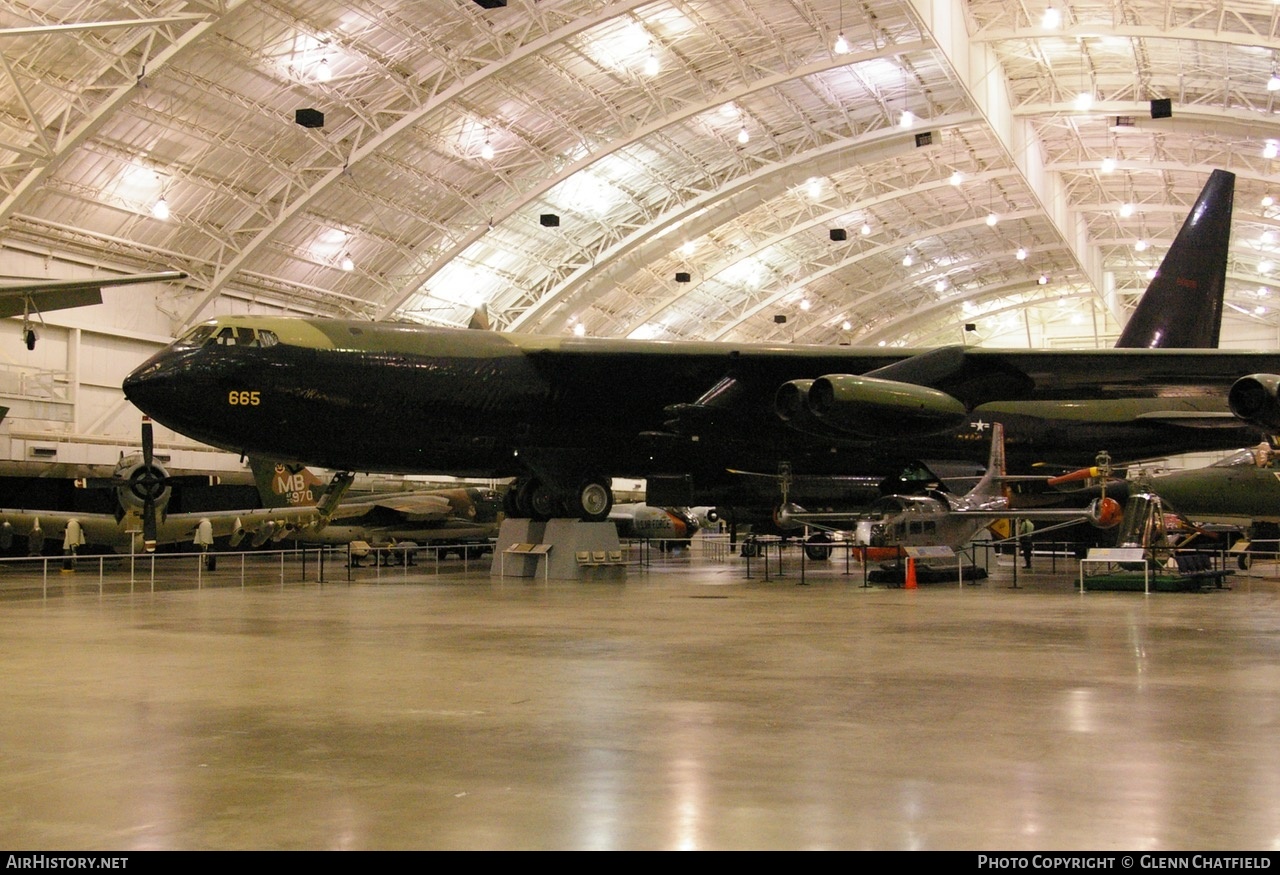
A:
966 421 1007 501
1114 168 1234 349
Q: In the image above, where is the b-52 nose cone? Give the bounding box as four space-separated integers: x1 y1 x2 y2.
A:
122 358 167 414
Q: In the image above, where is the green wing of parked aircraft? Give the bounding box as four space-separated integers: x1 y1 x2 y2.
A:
0 430 501 558
124 170 1274 522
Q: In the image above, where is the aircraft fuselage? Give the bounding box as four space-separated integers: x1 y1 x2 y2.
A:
123 318 1274 500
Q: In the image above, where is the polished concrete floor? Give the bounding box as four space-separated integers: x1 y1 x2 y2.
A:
0 545 1278 850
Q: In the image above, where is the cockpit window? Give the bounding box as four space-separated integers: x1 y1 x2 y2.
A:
1211 442 1275 469
172 324 216 350
172 323 279 350
212 326 275 347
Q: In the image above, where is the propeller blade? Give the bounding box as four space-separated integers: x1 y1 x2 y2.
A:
143 497 157 553
141 416 154 467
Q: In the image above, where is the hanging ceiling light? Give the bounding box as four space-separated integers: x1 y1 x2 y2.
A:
902 252 914 267
861 223 872 236
1016 246 1027 261
950 170 963 186
834 32 850 54
341 253 354 271
480 135 495 161
986 212 999 227
1119 201 1135 218
899 110 914 128
1042 6 1061 29
1101 156 1116 173
1269 66 1280 92
151 197 170 220
315 57 332 83
644 47 659 76
737 125 749 145
1265 141 1278 160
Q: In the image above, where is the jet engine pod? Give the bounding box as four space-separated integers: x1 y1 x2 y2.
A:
774 379 812 422
774 380 850 439
806 374 968 438
1228 374 1280 431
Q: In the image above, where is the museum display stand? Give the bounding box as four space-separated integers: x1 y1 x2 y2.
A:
490 518 625 580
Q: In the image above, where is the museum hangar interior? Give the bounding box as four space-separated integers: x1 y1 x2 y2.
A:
1 0 1280 852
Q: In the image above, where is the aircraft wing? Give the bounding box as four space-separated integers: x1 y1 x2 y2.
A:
0 270 187 319
0 504 336 553
0 510 129 552
327 492 455 522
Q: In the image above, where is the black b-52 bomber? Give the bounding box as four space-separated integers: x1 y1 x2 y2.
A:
123 170 1280 522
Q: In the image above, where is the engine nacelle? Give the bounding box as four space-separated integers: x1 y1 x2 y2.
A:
774 379 853 439
1229 374 1280 431
111 452 172 517
803 374 968 438
1088 496 1123 529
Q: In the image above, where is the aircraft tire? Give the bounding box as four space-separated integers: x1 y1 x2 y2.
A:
1238 553 1253 571
570 476 613 523
528 481 560 521
804 532 834 561
504 484 524 518
512 477 546 519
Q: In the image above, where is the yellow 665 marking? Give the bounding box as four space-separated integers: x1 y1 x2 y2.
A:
228 390 261 406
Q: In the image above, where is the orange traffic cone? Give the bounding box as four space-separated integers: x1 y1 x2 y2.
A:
904 557 918 589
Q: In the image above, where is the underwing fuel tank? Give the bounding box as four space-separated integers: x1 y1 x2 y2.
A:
776 374 968 438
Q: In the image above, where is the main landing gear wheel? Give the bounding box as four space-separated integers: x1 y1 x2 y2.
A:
569 476 613 523
510 477 544 519
528 481 561 521
804 532 834 561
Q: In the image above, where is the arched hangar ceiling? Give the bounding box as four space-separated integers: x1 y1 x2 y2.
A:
3 0 1280 350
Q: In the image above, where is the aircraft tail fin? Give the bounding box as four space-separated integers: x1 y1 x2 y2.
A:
1114 168 1234 349
967 422 1007 500
248 458 328 509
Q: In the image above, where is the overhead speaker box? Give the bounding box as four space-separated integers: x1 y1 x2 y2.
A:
1150 98 1172 119
829 228 847 241
539 213 560 227
774 314 787 324
914 131 934 148
472 0 506 7
295 108 324 128
675 271 691 283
